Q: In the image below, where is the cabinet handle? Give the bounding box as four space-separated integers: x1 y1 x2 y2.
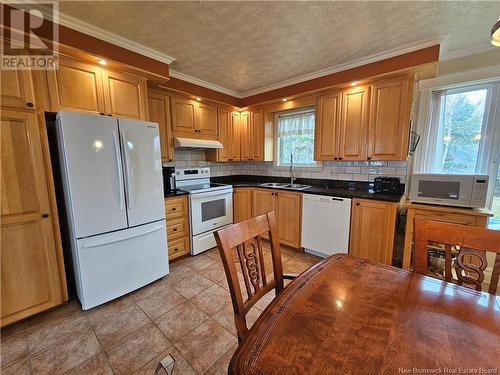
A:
174 248 178 252
367 157 372 160
41 213 49 218
355 202 360 206
172 207 176 211
339 157 343 160
168 159 173 162
173 228 178 232
26 101 34 108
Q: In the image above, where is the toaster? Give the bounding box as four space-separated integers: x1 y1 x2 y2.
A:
373 177 400 194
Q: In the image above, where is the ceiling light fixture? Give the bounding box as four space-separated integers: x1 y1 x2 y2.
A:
351 82 357 87
491 16 500 47
196 97 202 101
98 58 107 65
282 98 288 102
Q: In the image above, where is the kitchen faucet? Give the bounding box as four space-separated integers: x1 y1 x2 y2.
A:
289 153 296 185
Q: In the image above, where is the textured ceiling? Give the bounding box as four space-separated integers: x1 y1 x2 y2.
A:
58 1 499 95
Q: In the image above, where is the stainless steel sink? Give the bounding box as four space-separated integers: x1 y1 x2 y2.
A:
284 184 311 190
259 182 289 188
259 182 311 190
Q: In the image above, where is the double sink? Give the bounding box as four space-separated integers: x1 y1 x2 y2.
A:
259 182 311 191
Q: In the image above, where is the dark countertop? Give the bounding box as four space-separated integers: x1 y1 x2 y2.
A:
212 175 404 203
164 189 189 198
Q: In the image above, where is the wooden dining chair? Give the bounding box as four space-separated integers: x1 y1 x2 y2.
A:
414 218 500 294
214 212 296 342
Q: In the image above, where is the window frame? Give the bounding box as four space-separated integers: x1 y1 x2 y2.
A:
273 106 322 171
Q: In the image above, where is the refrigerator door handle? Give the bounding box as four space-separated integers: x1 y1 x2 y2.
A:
120 130 134 209
112 130 126 211
81 223 164 248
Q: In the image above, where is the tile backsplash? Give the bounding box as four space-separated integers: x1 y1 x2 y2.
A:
167 149 408 183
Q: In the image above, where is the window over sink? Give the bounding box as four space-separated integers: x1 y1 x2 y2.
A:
274 107 318 168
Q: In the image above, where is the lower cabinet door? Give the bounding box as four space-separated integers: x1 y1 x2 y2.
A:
349 199 397 265
275 191 302 248
233 188 253 223
1 109 65 326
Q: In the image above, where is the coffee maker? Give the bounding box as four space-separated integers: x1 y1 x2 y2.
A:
162 166 176 195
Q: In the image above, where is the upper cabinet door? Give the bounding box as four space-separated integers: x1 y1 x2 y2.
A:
1 110 63 325
368 77 412 161
217 107 232 161
171 97 196 133
230 112 241 161
240 111 251 161
47 56 106 114
1 70 35 109
196 102 218 136
339 85 369 161
315 92 341 160
148 93 174 162
102 69 148 120
251 110 264 161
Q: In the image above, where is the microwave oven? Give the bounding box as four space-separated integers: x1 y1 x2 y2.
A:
409 173 488 208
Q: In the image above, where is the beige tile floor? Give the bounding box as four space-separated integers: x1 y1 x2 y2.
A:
0 246 321 375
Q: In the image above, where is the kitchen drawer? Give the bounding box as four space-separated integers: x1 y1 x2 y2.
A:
165 196 188 219
414 210 478 226
168 237 190 260
166 217 189 240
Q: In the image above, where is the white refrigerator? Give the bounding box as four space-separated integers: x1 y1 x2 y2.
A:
56 111 169 310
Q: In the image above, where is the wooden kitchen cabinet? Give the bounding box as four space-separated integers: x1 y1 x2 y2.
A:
207 108 240 162
1 109 66 327
1 69 36 109
349 198 398 265
47 55 148 119
165 195 190 261
367 77 412 161
171 96 218 138
251 188 302 248
148 91 175 162
250 109 265 161
47 56 106 114
275 191 302 248
240 111 252 160
339 85 369 160
101 69 148 120
314 91 341 160
233 188 253 223
171 96 197 133
402 202 493 270
196 102 218 136
229 111 241 161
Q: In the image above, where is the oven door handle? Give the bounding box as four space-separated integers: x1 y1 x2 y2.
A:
190 189 233 199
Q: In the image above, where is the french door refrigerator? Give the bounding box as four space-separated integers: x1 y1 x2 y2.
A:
56 111 168 310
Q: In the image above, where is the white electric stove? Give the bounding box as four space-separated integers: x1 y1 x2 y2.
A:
175 168 233 255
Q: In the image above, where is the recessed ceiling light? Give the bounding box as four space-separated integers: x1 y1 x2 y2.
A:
351 82 357 87
98 59 107 65
491 16 500 47
196 97 202 101
282 98 287 102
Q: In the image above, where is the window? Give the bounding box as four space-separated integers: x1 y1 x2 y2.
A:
419 84 491 174
414 80 500 229
275 107 316 167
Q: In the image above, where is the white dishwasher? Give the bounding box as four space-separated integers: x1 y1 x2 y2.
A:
301 194 351 257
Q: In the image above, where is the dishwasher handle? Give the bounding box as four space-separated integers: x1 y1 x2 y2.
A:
304 194 351 204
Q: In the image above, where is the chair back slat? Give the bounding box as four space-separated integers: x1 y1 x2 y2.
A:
414 219 500 295
215 212 286 342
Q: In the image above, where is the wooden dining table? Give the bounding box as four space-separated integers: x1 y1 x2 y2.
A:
229 254 500 375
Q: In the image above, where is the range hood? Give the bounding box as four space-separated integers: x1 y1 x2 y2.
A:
174 137 223 149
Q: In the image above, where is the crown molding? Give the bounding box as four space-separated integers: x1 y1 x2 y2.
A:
439 42 497 61
418 64 500 90
169 70 243 98
7 1 176 65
